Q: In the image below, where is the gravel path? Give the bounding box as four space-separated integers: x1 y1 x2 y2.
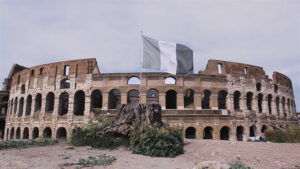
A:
0 139 299 169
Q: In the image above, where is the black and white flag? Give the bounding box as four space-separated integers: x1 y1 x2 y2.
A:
142 35 193 75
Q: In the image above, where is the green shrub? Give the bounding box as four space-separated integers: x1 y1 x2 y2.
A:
78 154 116 167
229 161 252 169
265 127 300 143
0 139 59 150
130 125 184 157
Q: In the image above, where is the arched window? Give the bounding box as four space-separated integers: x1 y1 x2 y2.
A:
281 97 286 116
56 127 67 139
274 85 278 93
185 127 196 139
236 126 244 141
258 94 263 113
60 79 70 89
249 125 256 137
10 127 14 139
203 126 213 139
287 99 291 114
108 89 121 109
23 127 29 139
146 89 159 104
25 95 32 116
14 98 18 114
32 127 39 139
218 90 227 109
166 90 177 109
128 77 140 85
276 96 280 116
21 84 25 94
73 90 85 115
10 99 14 115
91 90 102 109
268 94 272 114
165 77 176 84
127 89 140 104
256 83 261 91
45 92 55 112
58 92 69 116
202 90 211 109
43 127 52 138
34 94 42 112
246 92 253 110
220 126 230 140
233 91 241 110
261 125 267 133
16 127 20 139
18 97 24 117
184 89 194 108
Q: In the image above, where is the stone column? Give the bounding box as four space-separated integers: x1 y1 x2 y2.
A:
68 94 74 122
141 93 147 104
227 94 234 110
159 93 166 110
121 93 127 104
84 93 91 122
211 94 218 110
194 93 202 110
177 93 184 109
102 92 108 110
240 96 247 111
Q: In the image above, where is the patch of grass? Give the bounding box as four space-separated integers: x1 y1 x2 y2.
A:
265 127 300 143
78 154 116 167
0 139 59 150
229 160 252 169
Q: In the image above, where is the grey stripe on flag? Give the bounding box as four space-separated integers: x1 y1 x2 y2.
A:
176 44 193 75
142 36 161 70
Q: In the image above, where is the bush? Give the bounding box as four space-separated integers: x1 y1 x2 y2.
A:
265 127 300 143
229 160 252 169
78 154 116 167
0 139 59 150
130 125 184 157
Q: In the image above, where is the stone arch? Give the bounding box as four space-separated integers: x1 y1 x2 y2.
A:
146 88 159 104
23 127 29 139
25 95 32 115
165 76 176 84
32 127 39 139
218 90 227 109
249 125 256 137
261 125 267 133
281 97 286 115
246 92 253 110
43 127 52 138
220 126 230 140
127 89 140 104
91 89 103 109
74 90 85 115
34 93 42 112
14 98 18 114
45 92 55 112
276 96 280 116
268 94 273 114
16 127 21 139
21 84 26 94
128 76 140 85
203 126 213 139
184 89 194 108
18 97 24 117
60 79 70 89
234 91 241 110
58 92 69 116
0 119 5 139
202 90 211 109
236 126 244 141
10 127 14 139
287 98 291 114
258 93 263 113
56 127 67 139
256 83 262 91
166 90 177 109
274 84 278 93
108 89 121 109
185 127 196 139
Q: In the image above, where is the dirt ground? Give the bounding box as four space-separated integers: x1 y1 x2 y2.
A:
0 139 299 169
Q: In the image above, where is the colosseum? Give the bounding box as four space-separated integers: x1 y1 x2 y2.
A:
0 58 298 141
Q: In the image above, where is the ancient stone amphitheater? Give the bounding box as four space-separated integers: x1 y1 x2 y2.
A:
0 58 298 141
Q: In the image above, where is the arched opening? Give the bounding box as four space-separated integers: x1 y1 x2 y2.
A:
261 125 267 133
166 90 177 109
218 90 227 109
21 84 25 94
128 77 140 85
18 97 24 117
220 126 230 140
274 84 278 93
203 126 213 139
258 94 263 113
246 92 253 110
146 89 159 104
91 90 102 109
282 97 286 116
56 127 67 139
58 92 69 116
43 127 52 138
185 127 196 139
60 79 70 89
108 89 121 109
14 98 18 114
45 92 55 112
10 99 14 114
165 77 176 84
34 94 42 112
23 127 29 139
236 126 244 141
127 89 140 104
287 99 291 114
10 127 14 139
249 125 256 137
0 119 5 139
268 94 272 114
202 90 211 109
256 83 261 91
25 95 32 115
276 97 280 116
16 127 21 139
6 128 9 140
73 90 85 115
234 91 241 110
184 89 194 108
32 127 39 139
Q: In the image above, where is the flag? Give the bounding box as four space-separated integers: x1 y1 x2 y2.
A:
142 35 193 75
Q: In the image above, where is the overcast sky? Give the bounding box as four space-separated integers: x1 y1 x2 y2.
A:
0 0 299 111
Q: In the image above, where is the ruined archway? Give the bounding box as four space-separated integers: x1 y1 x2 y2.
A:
249 125 256 137
32 127 39 139
261 125 267 133
45 92 55 112
276 97 280 116
58 92 69 116
246 92 253 110
185 127 196 139
56 127 67 139
23 127 29 139
218 90 227 109
25 95 32 115
10 127 14 139
127 89 140 104
73 90 85 115
60 79 70 89
203 126 213 139
0 119 5 139
18 97 24 117
108 89 121 109
234 91 241 110
34 94 42 112
91 90 102 110
146 89 159 104
43 127 52 138
236 126 244 141
202 90 211 109
258 93 263 113
220 126 230 140
13 98 18 114
166 90 177 109
184 89 194 109
16 127 21 139
268 94 272 114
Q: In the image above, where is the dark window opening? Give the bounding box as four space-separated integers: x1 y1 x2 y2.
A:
40 68 44 75
236 126 244 141
218 90 227 109
56 127 67 139
16 127 21 139
91 90 102 109
184 89 194 108
108 89 121 109
0 119 5 139
34 94 42 112
58 92 69 116
220 126 230 140
249 125 256 137
282 97 286 114
276 97 280 116
234 91 241 110
268 94 272 114
14 98 18 114
17 75 20 84
6 128 9 140
287 99 291 114
258 94 263 113
246 92 253 110
23 127 29 139
32 127 39 139
21 85 25 94
146 89 159 104
18 97 24 117
203 126 213 139
25 95 32 116
185 127 196 139
73 90 85 115
60 79 70 89
166 90 177 109
43 127 52 138
202 90 211 109
45 92 55 112
261 125 267 133
10 128 14 139
256 83 262 91
127 89 140 104
64 65 70 76
10 99 14 115
30 70 35 76
274 85 278 93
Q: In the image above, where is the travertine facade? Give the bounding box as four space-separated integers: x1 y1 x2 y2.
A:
1 58 298 141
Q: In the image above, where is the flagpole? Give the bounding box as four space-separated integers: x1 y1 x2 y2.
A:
139 30 143 104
